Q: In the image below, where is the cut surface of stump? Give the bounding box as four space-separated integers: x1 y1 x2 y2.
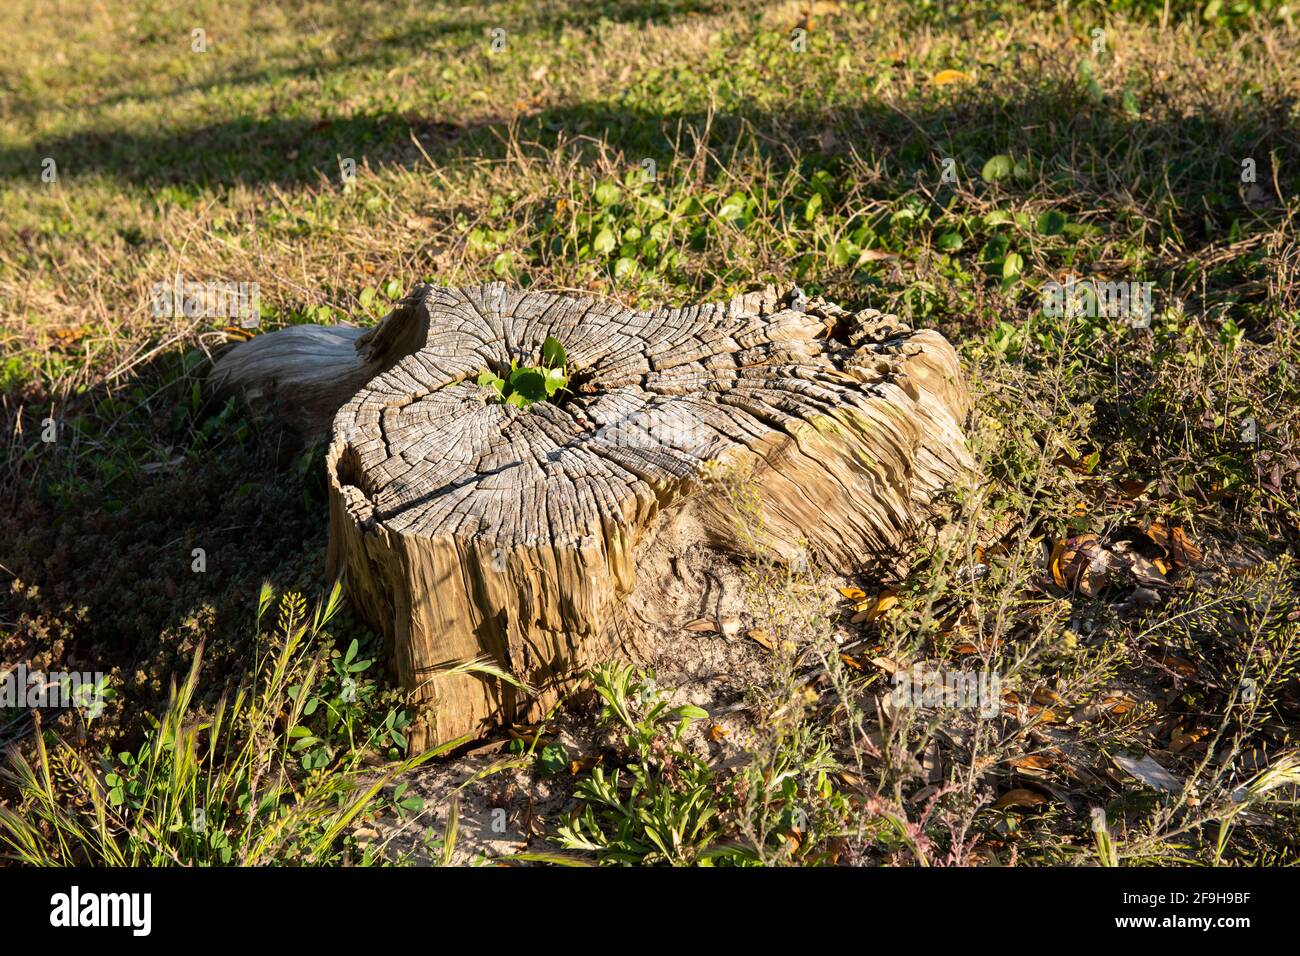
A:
325 283 971 748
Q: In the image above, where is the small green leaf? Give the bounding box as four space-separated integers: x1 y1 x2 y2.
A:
541 335 566 369
669 704 709 721
593 227 617 255
804 192 823 222
981 155 1014 183
544 367 568 397
539 743 570 776
594 182 621 206
509 367 547 403
1036 209 1067 235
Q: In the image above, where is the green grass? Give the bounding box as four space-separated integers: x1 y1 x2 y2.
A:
2 0 1299 865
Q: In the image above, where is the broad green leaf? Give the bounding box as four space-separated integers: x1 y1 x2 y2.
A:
593 227 617 254
541 335 566 369
1036 210 1067 235
594 182 621 206
981 154 1014 183
508 367 547 403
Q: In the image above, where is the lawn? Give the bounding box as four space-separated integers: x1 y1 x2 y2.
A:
1 0 1298 865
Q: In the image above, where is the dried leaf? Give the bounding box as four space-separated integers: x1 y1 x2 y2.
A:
1054 534 1114 596
849 590 898 624
992 788 1048 810
1010 754 1054 772
569 755 602 774
870 655 906 676
1112 753 1182 793
1169 727 1209 755
1117 478 1150 498
1170 526 1203 567
683 617 717 633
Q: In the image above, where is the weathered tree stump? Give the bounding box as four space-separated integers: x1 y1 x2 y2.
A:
209 282 971 746
311 283 971 748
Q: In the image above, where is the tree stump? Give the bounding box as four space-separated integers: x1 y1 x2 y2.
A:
318 283 972 748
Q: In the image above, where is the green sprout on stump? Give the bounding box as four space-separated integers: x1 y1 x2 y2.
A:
477 335 569 408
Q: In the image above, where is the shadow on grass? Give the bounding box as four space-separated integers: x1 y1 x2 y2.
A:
4 78 1295 250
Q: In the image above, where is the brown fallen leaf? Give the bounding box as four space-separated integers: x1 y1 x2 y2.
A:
1142 520 1172 549
1117 478 1150 498
870 655 906 677
1140 521 1201 567
745 628 774 650
50 326 90 348
838 586 867 600
1169 726 1209 755
1026 705 1060 723
1010 754 1054 772
569 755 602 774
683 617 717 633
1072 694 1137 723
1052 534 1115 596
1170 526 1203 567
1049 538 1069 588
1127 551 1169 587
1160 654 1197 678
507 724 550 747
856 248 898 262
992 788 1048 810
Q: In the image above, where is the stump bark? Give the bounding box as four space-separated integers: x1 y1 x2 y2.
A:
317 283 971 748
208 291 436 436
